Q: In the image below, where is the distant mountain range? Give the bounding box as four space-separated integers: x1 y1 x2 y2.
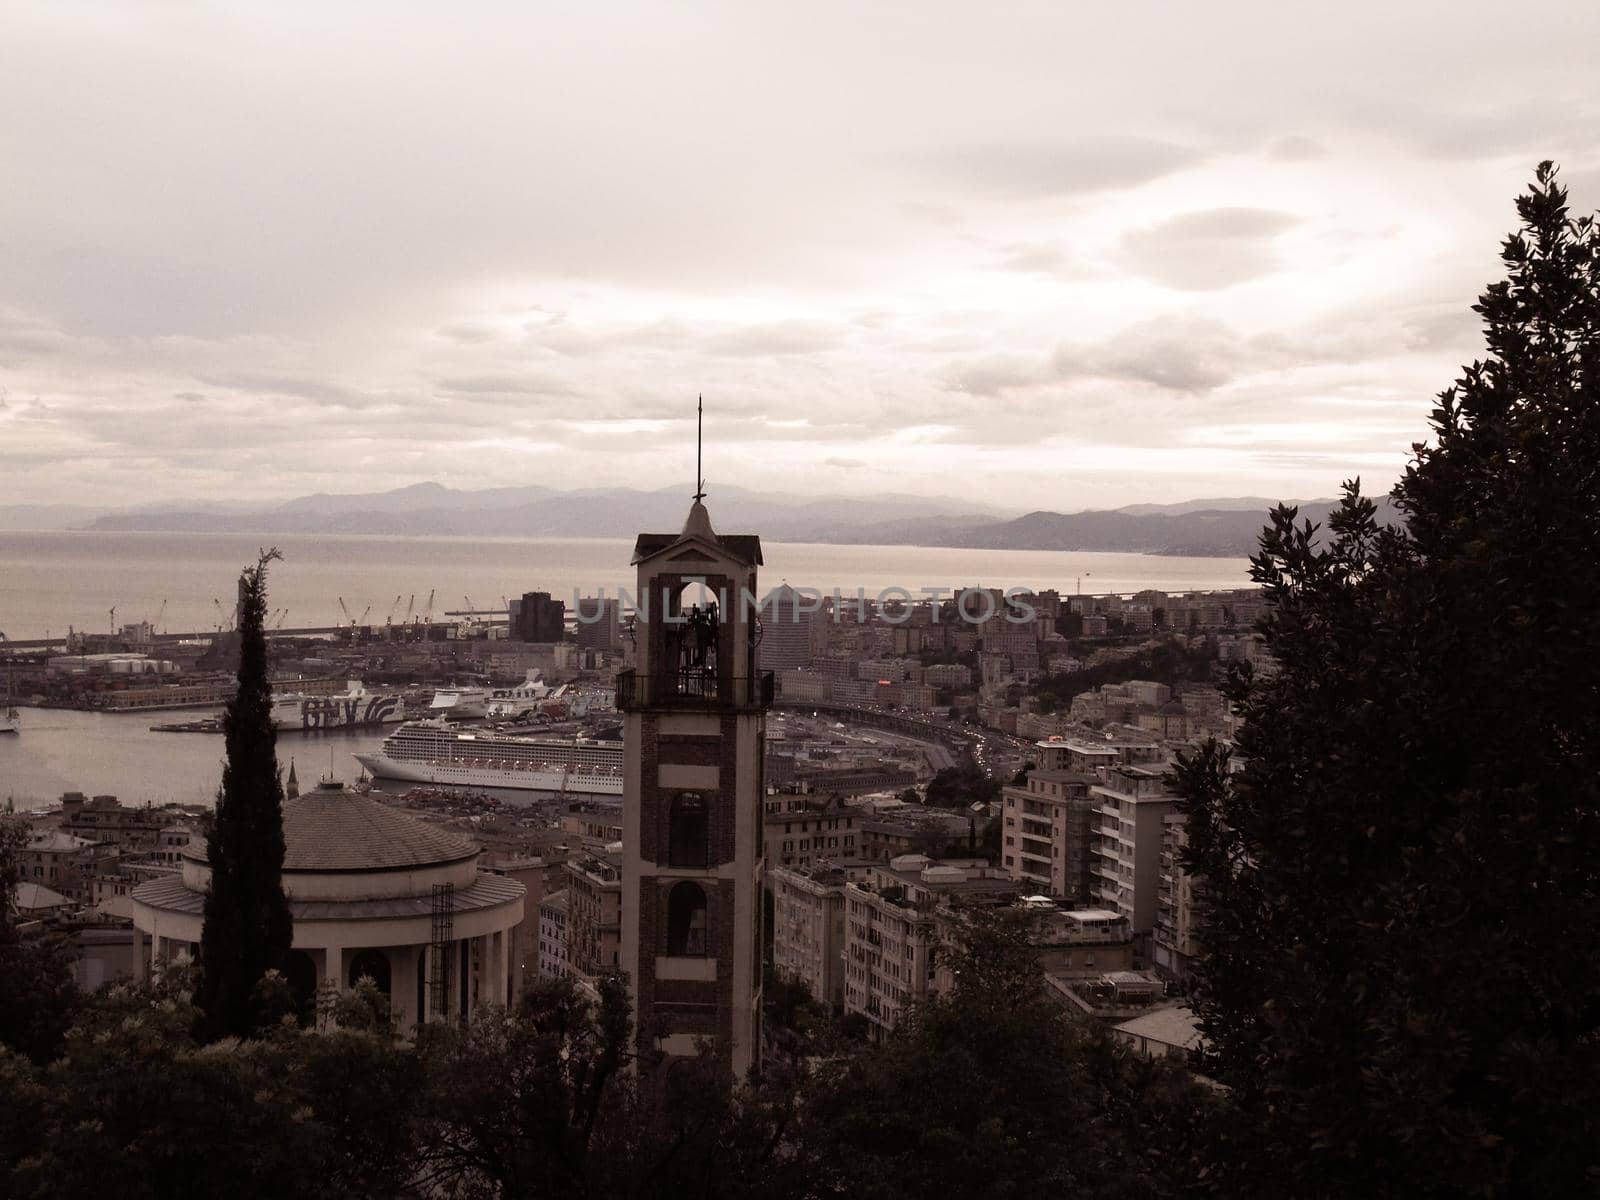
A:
0 484 1396 557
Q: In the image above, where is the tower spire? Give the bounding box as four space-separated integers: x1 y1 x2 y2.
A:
693 394 705 502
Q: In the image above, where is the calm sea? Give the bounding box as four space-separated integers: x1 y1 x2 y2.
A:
0 530 1250 809
0 709 388 812
0 530 1250 642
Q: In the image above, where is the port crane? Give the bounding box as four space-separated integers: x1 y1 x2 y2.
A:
420 588 435 640
151 599 167 635
213 599 227 633
384 595 402 639
108 605 117 635
274 608 289 629
337 597 353 630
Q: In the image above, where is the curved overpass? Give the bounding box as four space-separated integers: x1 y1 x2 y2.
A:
771 699 986 770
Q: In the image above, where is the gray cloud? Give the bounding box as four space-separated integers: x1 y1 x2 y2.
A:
435 323 502 345
909 136 1204 197
701 321 843 358
990 241 1074 275
1267 135 1328 161
944 354 1047 397
1121 207 1302 291
434 374 579 399
1068 317 1247 392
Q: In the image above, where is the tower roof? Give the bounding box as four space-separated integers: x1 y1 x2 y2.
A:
682 498 716 540
631 498 763 568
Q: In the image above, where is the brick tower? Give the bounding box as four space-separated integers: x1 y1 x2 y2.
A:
617 492 771 1078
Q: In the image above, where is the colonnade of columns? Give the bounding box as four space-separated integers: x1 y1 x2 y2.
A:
129 926 515 1033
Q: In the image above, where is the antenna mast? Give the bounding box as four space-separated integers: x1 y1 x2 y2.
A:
694 394 705 502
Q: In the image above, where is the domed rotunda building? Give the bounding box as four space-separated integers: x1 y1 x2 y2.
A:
130 778 525 1030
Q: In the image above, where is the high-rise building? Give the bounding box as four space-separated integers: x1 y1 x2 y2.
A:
1152 814 1202 981
617 495 770 1078
510 591 565 643
573 595 621 654
757 583 819 672
1088 765 1178 943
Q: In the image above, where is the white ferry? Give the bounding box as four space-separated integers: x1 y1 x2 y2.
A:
272 681 405 732
354 720 624 796
486 670 552 718
429 684 492 720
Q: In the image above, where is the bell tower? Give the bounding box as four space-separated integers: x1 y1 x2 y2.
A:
617 416 770 1078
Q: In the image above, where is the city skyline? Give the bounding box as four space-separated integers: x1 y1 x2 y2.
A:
3 2 1598 511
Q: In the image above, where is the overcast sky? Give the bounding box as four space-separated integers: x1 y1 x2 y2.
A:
3 1 1598 512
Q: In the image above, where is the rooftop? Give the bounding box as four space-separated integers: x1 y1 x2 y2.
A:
631 529 763 566
182 782 478 873
1112 1004 1205 1051
134 871 521 921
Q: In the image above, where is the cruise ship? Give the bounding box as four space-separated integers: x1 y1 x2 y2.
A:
354 720 624 796
271 681 405 732
429 684 492 720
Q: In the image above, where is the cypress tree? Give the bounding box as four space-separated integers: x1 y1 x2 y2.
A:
196 548 295 1041
1177 163 1600 1196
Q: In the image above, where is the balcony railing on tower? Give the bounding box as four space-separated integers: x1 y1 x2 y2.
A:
614 669 775 712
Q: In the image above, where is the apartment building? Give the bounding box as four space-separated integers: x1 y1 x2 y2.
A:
998 769 1099 901
770 863 851 1010
1088 765 1179 943
1152 813 1202 981
538 888 570 980
763 792 860 870
933 901 1134 990
20 831 116 904
843 856 1018 1040
564 847 622 993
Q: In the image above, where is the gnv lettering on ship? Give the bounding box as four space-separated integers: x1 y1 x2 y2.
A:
298 695 398 730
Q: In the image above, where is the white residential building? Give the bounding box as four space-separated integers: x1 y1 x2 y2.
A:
770 863 850 1009
1088 765 1178 941
843 855 1019 1040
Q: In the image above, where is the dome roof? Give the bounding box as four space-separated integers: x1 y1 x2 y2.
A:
184 782 478 873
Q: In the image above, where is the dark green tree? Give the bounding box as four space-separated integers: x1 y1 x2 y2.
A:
923 761 999 809
5 965 420 1200
802 907 1213 1199
196 549 295 1041
1177 164 1600 1197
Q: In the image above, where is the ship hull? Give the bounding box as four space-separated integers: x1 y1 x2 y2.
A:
273 692 405 732
354 751 622 797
